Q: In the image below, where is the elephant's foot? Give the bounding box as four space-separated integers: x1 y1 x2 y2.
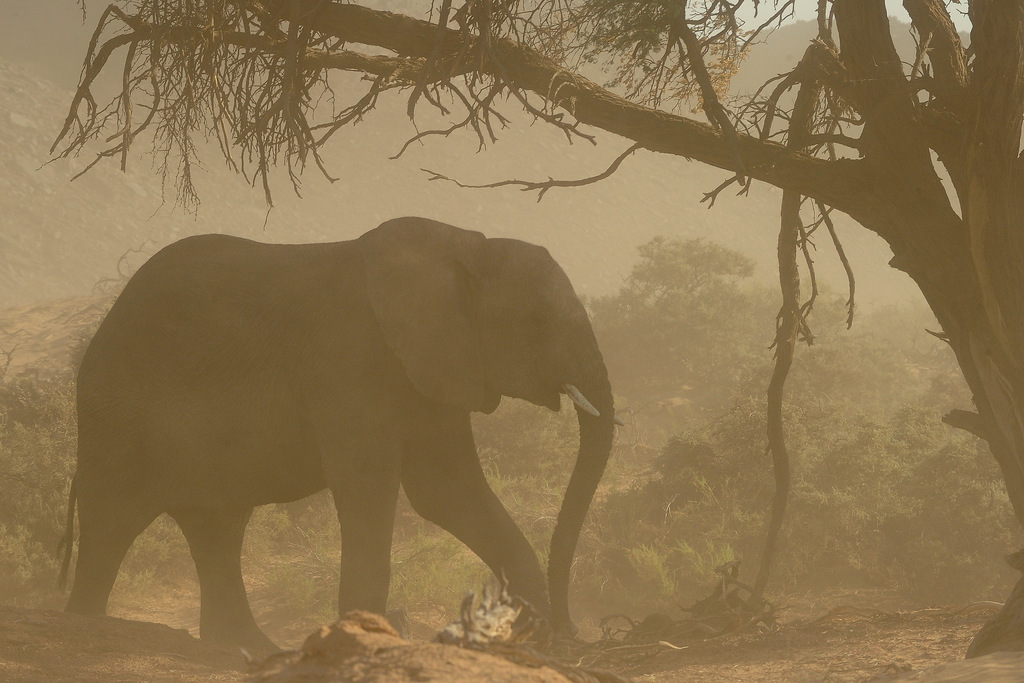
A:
384 608 411 638
64 593 108 616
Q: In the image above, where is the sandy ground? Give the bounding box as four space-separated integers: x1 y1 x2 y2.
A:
0 604 245 682
604 607 992 681
0 596 999 682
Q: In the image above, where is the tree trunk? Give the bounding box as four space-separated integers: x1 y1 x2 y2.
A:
967 550 1024 657
946 272 1024 527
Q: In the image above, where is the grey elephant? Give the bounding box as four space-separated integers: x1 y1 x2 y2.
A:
58 217 617 650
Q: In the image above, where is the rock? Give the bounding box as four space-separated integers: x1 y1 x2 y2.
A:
248 611 578 682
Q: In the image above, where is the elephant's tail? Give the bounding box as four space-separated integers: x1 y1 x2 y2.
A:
56 477 77 591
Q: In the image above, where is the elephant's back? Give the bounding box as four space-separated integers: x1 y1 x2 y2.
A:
75 235 362 505
110 234 344 310
78 235 362 396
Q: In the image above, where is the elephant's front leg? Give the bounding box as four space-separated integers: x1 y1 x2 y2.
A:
401 404 550 617
323 435 402 616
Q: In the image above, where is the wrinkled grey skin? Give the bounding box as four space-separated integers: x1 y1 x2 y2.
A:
60 217 615 650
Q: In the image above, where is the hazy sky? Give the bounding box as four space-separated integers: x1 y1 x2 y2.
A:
0 0 936 309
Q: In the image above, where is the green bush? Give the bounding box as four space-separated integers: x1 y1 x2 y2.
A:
581 395 1018 612
590 236 776 434
0 379 76 606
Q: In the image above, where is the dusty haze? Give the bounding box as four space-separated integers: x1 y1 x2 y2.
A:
0 0 918 311
0 6 1014 682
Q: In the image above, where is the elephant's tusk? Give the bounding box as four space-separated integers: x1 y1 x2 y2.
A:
562 384 600 417
613 414 625 426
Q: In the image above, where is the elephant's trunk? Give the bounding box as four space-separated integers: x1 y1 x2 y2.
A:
548 374 615 635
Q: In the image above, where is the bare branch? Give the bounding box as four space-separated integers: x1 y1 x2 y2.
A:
903 0 969 91
741 0 799 49
674 6 746 180
422 142 644 201
306 3 870 212
804 132 862 151
818 200 856 328
407 0 452 118
753 37 826 604
55 2 876 213
943 409 989 441
700 174 744 208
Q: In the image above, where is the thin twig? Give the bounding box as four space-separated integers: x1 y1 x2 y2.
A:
423 142 643 201
818 200 856 328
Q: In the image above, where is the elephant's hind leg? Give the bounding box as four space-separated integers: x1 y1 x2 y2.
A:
170 506 277 652
65 489 158 615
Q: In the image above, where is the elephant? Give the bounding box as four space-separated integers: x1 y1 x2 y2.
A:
58 216 617 651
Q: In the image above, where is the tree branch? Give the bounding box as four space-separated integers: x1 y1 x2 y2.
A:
674 5 746 180
969 2 1024 171
834 0 908 114
753 40 826 606
903 0 969 91
819 201 856 329
422 143 644 201
943 408 989 441
297 2 872 217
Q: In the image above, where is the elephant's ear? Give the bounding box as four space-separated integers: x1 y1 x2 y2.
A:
358 218 501 413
